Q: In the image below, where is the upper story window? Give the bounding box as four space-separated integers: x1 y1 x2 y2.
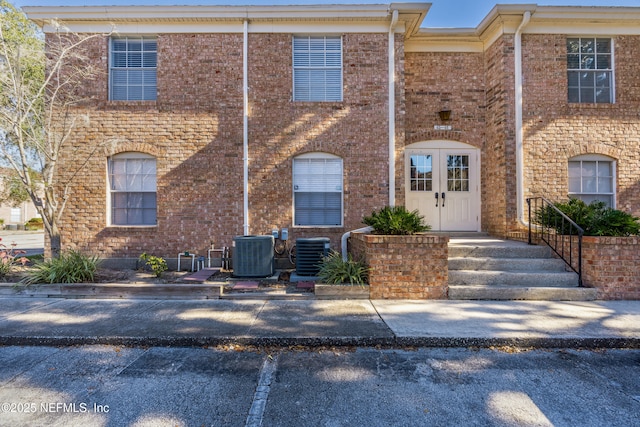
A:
110 36 157 101
293 36 342 102
568 154 615 208
108 153 157 226
293 153 343 227
567 37 613 104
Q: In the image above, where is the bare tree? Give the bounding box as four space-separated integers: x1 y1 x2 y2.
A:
0 1 108 257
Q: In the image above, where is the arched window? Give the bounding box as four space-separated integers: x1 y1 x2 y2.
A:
293 153 343 227
568 154 615 207
108 153 157 226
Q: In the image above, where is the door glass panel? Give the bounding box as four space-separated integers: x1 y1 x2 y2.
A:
447 155 469 192
410 155 432 192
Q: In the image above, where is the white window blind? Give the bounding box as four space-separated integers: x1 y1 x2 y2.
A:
110 37 157 101
109 154 157 225
293 36 342 102
293 157 343 226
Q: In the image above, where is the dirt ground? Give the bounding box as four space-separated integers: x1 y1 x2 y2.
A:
2 266 296 288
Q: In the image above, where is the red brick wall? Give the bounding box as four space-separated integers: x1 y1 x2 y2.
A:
404 51 485 148
48 29 640 266
582 237 640 300
403 37 518 237
248 33 393 249
484 35 517 237
52 32 395 259
350 232 449 299
522 34 640 218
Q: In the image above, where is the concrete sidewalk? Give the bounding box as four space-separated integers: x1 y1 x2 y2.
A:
0 297 638 349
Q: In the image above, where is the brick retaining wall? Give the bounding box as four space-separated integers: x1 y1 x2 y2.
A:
350 232 449 299
582 237 640 300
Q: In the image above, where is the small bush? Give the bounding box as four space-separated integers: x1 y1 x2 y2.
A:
0 237 28 278
317 250 368 286
139 253 168 278
22 250 101 285
24 217 44 230
536 199 640 236
363 205 431 235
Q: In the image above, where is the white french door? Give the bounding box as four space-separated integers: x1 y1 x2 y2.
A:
406 148 479 231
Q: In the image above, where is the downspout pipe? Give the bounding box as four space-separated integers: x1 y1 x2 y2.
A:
341 226 373 262
515 11 531 227
243 19 250 236
388 9 398 207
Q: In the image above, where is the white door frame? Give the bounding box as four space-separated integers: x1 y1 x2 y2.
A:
405 140 481 232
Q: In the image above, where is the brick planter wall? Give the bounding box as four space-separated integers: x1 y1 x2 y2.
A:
582 237 640 300
350 233 449 299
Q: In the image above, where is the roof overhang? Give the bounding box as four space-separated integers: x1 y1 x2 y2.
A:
408 4 640 53
23 3 430 37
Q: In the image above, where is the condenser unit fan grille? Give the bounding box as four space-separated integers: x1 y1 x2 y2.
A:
296 237 330 276
233 235 274 277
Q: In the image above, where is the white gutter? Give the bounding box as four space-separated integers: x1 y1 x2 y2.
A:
388 9 398 207
341 226 373 261
243 19 250 236
515 11 531 227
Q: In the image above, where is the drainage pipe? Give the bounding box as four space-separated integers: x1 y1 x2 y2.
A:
515 11 531 227
243 19 250 236
388 9 398 207
341 226 373 262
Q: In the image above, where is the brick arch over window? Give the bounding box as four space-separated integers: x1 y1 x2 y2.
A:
565 143 620 162
104 141 163 158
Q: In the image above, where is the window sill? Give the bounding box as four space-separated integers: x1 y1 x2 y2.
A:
107 225 157 229
292 225 344 229
567 102 616 110
105 100 158 110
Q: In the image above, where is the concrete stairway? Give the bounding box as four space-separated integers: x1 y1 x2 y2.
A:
447 236 597 301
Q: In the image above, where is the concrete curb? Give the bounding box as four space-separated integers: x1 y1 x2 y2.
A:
1 335 638 350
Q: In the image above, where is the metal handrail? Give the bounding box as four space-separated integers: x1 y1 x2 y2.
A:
527 197 584 287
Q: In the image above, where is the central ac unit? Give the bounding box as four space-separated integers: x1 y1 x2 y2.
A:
296 237 330 276
233 235 274 277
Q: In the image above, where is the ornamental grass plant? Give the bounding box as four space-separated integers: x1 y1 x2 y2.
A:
317 250 368 286
362 205 431 235
22 250 101 285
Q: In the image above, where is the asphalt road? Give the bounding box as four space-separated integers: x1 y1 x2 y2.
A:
0 346 638 427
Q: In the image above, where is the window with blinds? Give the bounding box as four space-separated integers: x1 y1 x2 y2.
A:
293 155 343 226
293 36 342 102
109 153 157 226
110 36 157 101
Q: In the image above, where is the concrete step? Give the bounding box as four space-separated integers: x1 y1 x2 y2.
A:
448 270 579 288
446 237 588 300
449 244 552 259
448 285 597 301
448 257 567 272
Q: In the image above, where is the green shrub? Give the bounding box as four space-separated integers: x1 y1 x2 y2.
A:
363 205 431 235
24 217 44 230
22 250 101 285
536 199 640 237
317 250 368 286
139 253 168 278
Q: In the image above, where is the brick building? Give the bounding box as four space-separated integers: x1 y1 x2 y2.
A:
24 3 640 262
